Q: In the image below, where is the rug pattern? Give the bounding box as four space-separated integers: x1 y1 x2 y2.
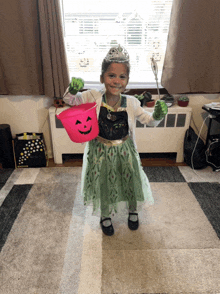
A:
0 166 220 294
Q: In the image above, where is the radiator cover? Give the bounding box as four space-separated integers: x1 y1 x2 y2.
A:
49 105 192 164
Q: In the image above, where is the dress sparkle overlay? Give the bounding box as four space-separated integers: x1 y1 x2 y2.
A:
81 95 154 217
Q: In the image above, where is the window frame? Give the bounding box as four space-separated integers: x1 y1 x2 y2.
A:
59 0 169 93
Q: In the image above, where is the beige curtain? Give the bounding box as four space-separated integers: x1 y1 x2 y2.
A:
0 0 69 98
161 0 220 94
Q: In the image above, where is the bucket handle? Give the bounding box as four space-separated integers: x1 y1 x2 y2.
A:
55 90 97 115
62 88 96 105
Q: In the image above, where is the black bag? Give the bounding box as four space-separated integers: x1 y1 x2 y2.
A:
205 136 220 171
13 132 48 168
184 126 207 169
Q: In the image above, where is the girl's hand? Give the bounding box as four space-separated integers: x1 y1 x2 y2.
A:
152 100 168 120
69 77 84 95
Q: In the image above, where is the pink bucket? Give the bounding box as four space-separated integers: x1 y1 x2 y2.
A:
56 102 99 143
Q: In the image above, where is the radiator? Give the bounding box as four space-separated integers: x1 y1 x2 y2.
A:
49 105 192 164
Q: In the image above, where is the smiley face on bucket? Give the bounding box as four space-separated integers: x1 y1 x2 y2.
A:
75 116 92 135
56 102 99 143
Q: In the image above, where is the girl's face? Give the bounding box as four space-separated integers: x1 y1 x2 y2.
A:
100 63 129 98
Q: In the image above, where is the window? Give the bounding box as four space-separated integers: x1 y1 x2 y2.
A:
126 17 143 45
59 0 173 89
79 19 99 35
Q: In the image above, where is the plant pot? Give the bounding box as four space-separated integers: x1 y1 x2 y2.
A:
178 100 189 107
146 100 155 107
161 98 174 107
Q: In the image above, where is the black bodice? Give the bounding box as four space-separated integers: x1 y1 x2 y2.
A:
98 106 129 140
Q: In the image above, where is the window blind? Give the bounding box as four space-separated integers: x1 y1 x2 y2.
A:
60 0 173 88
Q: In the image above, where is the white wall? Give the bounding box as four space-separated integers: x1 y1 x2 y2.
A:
0 95 54 158
0 93 220 159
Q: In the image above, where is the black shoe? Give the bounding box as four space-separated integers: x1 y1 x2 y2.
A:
128 213 139 230
100 217 114 236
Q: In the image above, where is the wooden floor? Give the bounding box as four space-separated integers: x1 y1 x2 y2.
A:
47 153 187 168
0 154 188 169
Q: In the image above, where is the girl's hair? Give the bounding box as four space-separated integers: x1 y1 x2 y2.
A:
101 45 130 77
101 60 130 77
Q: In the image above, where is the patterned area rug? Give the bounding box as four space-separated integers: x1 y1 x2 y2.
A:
0 166 220 294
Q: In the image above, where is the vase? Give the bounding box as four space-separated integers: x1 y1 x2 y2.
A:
178 100 189 107
146 100 155 107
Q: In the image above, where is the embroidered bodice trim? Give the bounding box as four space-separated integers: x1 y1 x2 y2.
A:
101 94 127 111
98 94 128 140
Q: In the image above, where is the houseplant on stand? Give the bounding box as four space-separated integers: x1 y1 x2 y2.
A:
144 92 155 107
134 92 155 107
134 93 145 107
178 96 189 107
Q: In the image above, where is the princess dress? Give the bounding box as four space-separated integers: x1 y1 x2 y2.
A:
81 94 154 218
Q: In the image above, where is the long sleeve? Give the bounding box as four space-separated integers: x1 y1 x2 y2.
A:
133 98 162 127
63 87 102 107
63 86 83 106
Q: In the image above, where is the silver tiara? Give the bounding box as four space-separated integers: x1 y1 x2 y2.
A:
104 45 129 62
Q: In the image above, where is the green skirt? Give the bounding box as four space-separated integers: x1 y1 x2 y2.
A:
81 136 154 217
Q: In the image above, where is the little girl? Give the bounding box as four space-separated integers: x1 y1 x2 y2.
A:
63 45 167 236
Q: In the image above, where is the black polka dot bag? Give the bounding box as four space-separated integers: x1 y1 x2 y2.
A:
13 132 49 168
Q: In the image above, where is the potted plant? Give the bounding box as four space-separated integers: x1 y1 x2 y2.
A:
134 93 145 107
134 92 155 107
144 92 155 107
178 96 189 107
161 93 174 107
